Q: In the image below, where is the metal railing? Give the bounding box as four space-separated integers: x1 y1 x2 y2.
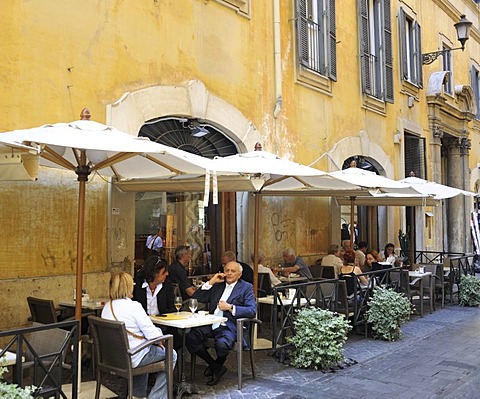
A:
0 320 79 398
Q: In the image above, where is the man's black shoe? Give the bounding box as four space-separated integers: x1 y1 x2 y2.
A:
203 366 213 377
206 365 227 386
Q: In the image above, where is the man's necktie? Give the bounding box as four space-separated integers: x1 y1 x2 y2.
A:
212 284 233 330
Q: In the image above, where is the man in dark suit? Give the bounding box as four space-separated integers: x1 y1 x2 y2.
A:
186 261 256 385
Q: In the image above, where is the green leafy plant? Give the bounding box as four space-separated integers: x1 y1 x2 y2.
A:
367 287 412 341
286 307 351 370
0 364 35 399
459 275 480 306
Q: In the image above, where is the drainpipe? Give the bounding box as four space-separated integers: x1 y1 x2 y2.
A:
273 0 282 141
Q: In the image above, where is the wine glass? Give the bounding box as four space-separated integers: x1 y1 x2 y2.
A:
174 296 183 314
189 298 198 317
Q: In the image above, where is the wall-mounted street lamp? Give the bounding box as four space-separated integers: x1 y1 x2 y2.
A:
422 14 473 65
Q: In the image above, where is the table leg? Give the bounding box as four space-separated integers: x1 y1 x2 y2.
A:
174 327 201 399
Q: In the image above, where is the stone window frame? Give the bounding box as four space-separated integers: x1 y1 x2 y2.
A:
214 0 250 17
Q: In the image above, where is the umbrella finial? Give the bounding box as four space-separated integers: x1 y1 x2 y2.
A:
80 108 91 120
254 142 263 151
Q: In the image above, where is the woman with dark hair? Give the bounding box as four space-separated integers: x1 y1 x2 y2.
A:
380 243 397 265
133 256 181 349
133 256 175 316
364 250 381 272
339 249 369 296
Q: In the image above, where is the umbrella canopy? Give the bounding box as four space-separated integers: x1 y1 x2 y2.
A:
328 167 419 195
0 143 39 181
0 109 210 323
399 176 475 199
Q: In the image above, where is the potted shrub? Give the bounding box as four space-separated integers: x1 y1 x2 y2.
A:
0 365 35 399
286 307 351 370
367 287 412 341
459 275 480 306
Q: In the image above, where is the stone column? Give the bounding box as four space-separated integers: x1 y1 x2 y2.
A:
430 125 444 251
443 137 471 253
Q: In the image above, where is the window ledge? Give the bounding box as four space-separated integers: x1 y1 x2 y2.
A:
400 80 420 98
214 0 250 16
296 64 333 94
362 95 387 115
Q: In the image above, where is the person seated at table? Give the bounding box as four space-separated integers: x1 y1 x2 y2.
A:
186 261 256 386
380 243 397 265
251 250 281 287
102 272 177 399
355 241 368 270
218 250 254 284
321 244 344 277
275 248 313 280
363 251 381 272
339 249 368 296
133 255 182 349
167 245 197 300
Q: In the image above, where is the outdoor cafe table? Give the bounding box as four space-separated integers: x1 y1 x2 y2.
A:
278 276 308 284
0 349 24 366
150 311 227 398
59 298 108 316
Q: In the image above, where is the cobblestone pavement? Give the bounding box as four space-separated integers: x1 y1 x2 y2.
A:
182 305 480 399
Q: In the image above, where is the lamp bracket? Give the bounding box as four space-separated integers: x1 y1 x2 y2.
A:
422 46 464 65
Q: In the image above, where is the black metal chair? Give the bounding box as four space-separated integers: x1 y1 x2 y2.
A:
190 317 262 390
27 297 61 324
23 322 72 397
320 265 336 279
88 315 174 399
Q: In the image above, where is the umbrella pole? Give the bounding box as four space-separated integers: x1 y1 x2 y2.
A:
75 157 90 393
253 193 260 297
350 197 356 249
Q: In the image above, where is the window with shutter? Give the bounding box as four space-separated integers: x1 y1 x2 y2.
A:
471 65 480 119
404 133 426 179
442 44 453 95
358 0 393 106
398 7 422 89
296 0 337 81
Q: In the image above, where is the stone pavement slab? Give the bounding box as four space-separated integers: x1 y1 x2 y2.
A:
184 305 480 398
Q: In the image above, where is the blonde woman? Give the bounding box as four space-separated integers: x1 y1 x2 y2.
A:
102 272 177 399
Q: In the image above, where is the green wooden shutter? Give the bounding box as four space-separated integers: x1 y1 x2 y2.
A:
383 0 394 103
399 8 408 80
328 0 337 81
415 21 423 88
297 0 309 67
359 0 371 95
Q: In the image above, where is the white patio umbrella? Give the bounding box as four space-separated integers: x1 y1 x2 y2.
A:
0 143 39 181
399 176 475 199
0 109 211 324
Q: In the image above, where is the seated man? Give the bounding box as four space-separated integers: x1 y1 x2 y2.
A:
251 250 281 287
219 250 254 284
186 261 256 385
167 245 197 300
276 247 313 280
321 244 344 277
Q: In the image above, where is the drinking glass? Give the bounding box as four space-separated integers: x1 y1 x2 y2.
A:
174 296 183 314
189 298 198 317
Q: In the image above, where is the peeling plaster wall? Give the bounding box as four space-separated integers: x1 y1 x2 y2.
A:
0 272 110 331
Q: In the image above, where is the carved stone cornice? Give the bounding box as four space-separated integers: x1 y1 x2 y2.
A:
442 136 471 155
